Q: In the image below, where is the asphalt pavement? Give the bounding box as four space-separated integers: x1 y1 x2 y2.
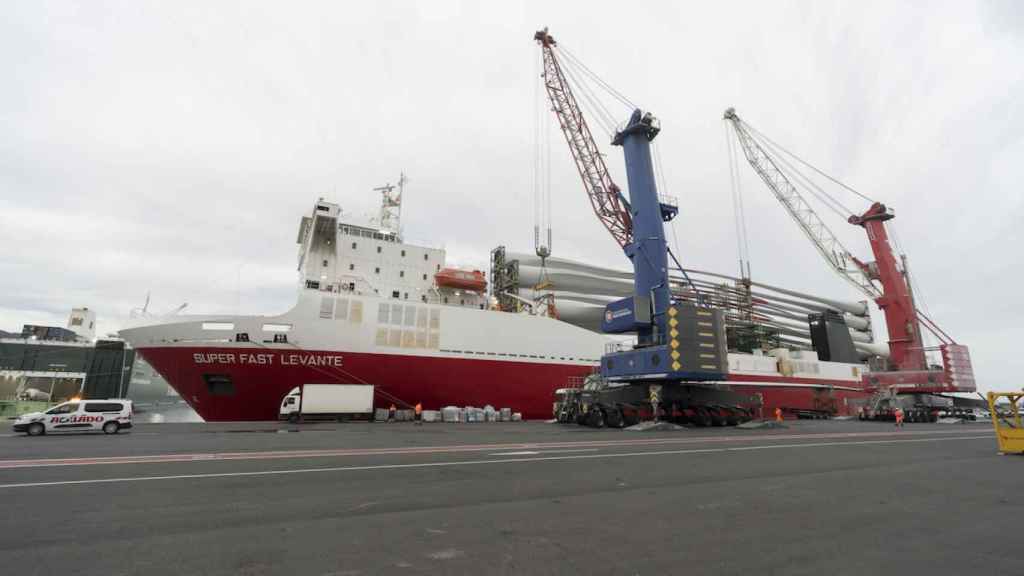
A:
0 419 1018 575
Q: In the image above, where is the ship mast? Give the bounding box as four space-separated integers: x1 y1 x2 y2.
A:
373 172 406 240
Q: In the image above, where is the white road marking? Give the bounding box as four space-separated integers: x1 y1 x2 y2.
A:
0 435 990 489
490 448 599 456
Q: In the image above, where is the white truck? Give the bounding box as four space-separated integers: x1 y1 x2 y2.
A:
279 384 374 422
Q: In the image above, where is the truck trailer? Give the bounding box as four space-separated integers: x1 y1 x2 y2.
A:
279 384 374 422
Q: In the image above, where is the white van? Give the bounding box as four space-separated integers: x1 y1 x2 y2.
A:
13 399 133 436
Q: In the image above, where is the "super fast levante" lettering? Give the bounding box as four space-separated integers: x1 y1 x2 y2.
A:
192 352 343 367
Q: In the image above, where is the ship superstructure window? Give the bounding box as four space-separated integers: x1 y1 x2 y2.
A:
377 246 382 253
423 254 428 261
401 250 406 257
202 322 235 331
351 242 357 249
422 274 427 280
320 296 334 319
375 267 380 274
392 290 400 299
399 271 404 278
305 280 320 290
322 260 329 267
349 264 355 271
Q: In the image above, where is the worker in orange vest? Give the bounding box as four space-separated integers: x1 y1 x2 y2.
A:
894 407 904 428
414 402 423 425
774 407 783 422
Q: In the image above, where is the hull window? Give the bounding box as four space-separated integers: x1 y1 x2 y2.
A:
203 374 235 396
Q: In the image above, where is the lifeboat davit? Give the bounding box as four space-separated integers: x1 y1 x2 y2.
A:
435 268 487 292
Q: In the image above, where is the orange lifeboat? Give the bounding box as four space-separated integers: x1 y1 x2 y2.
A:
435 268 487 292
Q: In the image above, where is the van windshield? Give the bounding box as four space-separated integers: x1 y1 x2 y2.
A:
46 403 79 415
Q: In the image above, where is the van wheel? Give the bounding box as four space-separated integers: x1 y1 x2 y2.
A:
27 423 45 436
102 421 120 435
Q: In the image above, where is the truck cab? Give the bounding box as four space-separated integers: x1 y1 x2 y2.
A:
279 387 302 422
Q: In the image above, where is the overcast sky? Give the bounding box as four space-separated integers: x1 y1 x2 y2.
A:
2 1 1021 391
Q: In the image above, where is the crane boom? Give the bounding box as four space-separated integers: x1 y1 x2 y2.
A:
723 108 879 300
725 108 975 392
535 29 632 248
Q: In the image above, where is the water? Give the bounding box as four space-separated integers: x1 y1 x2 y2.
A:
134 401 203 423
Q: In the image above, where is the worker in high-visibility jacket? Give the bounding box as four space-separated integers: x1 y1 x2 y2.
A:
414 402 423 425
774 407 783 422
894 407 905 428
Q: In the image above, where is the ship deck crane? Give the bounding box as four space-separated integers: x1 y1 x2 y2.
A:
537 29 754 427
723 108 975 395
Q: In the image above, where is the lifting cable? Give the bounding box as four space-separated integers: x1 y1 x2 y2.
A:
558 55 618 137
559 44 637 111
748 127 856 220
889 222 937 344
533 51 553 257
742 119 876 205
725 123 752 280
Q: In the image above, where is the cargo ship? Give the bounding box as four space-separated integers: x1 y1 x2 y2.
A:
119 184 877 421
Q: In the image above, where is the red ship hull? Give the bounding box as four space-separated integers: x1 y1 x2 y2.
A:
140 346 871 422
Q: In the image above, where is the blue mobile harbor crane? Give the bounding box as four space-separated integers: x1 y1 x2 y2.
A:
536 29 755 427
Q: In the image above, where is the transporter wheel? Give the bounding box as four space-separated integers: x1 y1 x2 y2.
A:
605 408 624 429
586 408 605 428
709 409 725 427
929 412 938 423
27 423 45 437
724 410 739 426
622 409 640 427
693 408 711 428
735 408 752 424
102 421 120 435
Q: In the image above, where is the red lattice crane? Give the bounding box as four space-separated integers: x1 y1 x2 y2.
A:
534 28 632 248
724 108 975 394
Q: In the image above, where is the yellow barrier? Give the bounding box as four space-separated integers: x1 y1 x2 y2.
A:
986 391 1024 455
